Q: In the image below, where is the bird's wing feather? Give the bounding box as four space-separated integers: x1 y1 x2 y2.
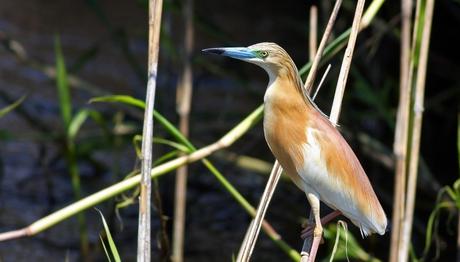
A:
299 112 387 235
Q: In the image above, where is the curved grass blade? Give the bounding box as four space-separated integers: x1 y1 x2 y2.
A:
96 209 121 262
0 95 27 119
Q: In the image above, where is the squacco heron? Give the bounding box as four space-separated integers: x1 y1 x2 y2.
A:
203 42 387 261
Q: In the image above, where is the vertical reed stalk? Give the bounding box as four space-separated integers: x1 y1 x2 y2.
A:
236 162 283 262
329 0 365 124
137 0 163 261
389 0 412 260
309 5 318 61
172 0 194 261
304 0 343 94
399 0 435 260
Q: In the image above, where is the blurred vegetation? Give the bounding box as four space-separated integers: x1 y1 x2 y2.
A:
0 0 458 261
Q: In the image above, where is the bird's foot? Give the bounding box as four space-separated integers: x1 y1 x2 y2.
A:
301 210 342 239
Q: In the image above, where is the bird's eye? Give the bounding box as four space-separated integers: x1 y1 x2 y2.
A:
260 51 269 58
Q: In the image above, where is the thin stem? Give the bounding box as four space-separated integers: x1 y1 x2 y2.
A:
329 0 366 124
312 64 331 101
237 162 283 261
399 0 435 260
172 0 194 261
304 0 343 94
309 5 318 61
390 0 413 260
138 0 163 260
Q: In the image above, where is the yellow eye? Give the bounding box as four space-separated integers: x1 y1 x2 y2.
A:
260 51 268 58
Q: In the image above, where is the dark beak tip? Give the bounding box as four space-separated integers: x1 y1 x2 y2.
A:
202 48 224 55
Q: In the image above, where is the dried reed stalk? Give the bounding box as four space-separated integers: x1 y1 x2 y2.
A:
172 0 194 261
236 162 283 262
309 5 318 61
304 0 342 94
389 0 412 260
138 0 163 260
329 0 365 124
398 0 435 260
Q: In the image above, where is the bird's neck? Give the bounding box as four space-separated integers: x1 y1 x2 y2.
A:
264 66 326 118
264 67 309 110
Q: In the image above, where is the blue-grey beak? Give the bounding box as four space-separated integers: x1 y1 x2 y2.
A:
202 47 256 60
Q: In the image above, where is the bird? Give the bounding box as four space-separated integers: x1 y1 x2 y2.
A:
203 42 387 261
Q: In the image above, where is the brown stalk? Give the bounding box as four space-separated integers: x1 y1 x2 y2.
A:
398 0 435 260
389 0 413 260
309 5 318 61
329 0 365 124
172 0 194 261
236 162 283 262
137 0 163 261
304 0 342 94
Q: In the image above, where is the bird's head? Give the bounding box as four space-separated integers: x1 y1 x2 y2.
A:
203 42 298 81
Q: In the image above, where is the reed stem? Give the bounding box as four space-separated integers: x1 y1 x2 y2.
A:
389 0 412 260
399 0 435 260
137 0 163 260
172 0 194 261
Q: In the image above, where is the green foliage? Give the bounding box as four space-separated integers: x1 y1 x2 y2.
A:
90 95 194 149
351 69 394 129
97 209 121 262
414 180 460 261
55 36 72 130
0 95 27 119
68 109 106 140
55 35 90 256
322 222 381 262
415 117 460 261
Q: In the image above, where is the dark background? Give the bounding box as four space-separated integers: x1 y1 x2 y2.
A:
0 0 458 261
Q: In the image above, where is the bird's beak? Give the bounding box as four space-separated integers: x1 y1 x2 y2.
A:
202 47 256 60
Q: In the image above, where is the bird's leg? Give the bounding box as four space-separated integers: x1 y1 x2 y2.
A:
306 193 322 262
301 210 342 239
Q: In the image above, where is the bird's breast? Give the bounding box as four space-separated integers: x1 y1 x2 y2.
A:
263 98 311 189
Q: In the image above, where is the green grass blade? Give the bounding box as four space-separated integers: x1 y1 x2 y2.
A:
323 223 381 262
96 209 121 262
0 94 27 119
54 35 72 130
90 95 194 149
152 137 191 153
100 235 112 262
68 109 90 140
90 95 145 109
68 109 107 140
